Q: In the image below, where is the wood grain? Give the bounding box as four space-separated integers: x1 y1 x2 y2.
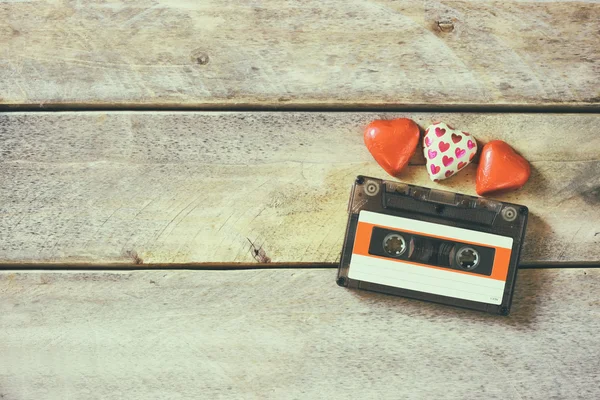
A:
1 0 598 107
1 112 599 265
1 268 599 399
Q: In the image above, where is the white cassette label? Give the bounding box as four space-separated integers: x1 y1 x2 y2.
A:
348 211 514 305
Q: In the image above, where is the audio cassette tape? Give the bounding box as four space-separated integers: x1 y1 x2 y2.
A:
337 176 528 315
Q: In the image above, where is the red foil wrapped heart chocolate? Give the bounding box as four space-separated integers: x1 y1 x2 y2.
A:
423 122 477 181
476 140 530 196
364 118 420 178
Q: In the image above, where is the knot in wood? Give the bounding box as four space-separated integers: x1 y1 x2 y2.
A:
190 49 210 65
196 53 210 65
436 20 455 33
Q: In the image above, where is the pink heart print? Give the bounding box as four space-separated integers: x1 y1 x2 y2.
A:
438 141 450 153
423 122 478 181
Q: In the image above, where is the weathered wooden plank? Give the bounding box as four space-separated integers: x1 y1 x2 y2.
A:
1 112 599 264
0 268 598 399
1 1 598 107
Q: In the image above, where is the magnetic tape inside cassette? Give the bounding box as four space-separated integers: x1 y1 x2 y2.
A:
369 226 496 277
337 176 528 315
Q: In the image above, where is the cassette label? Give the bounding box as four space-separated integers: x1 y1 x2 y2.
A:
348 211 513 305
337 176 528 314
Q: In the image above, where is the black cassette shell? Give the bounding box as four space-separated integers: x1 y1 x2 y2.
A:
337 175 528 315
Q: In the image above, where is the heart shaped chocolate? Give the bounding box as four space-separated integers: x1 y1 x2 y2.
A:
364 118 420 178
423 122 477 181
476 140 530 196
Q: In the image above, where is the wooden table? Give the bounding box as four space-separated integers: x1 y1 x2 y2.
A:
1 1 599 399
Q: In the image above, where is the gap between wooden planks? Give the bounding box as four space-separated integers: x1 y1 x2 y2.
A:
0 268 599 399
0 0 598 107
0 112 599 266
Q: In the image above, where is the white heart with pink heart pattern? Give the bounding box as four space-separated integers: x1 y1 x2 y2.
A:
423 122 477 181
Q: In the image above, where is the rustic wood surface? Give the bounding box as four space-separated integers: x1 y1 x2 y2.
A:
1 112 598 265
1 0 598 107
0 268 598 399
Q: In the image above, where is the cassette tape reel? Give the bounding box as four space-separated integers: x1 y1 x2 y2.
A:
337 176 528 315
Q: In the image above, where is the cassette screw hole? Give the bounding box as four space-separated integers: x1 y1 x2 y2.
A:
456 247 479 270
501 206 517 222
336 277 347 286
500 307 509 315
364 180 380 196
355 177 365 185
